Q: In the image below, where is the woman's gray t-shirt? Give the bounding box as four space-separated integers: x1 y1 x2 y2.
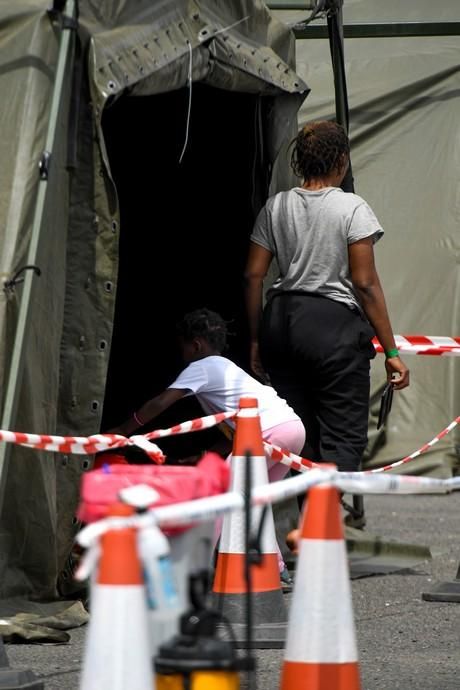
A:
250 187 383 312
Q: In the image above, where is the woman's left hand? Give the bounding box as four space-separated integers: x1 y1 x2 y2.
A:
385 356 410 390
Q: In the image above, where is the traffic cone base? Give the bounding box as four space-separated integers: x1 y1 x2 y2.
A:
215 617 287 649
422 561 460 602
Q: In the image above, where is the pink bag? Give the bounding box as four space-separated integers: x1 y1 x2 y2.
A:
77 451 231 534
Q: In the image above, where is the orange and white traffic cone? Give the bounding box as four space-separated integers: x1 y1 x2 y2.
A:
280 484 361 689
79 502 152 690
212 396 287 648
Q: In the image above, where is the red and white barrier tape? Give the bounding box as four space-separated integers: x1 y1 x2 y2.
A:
265 444 319 472
264 416 460 475
0 411 236 463
0 411 457 477
373 335 460 356
3 404 459 551
368 416 460 473
0 430 130 455
144 410 236 440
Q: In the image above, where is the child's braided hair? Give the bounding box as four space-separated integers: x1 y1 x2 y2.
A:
290 120 350 183
177 308 229 352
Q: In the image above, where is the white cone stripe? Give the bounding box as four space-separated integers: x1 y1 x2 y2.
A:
219 454 278 554
80 586 152 690
230 455 270 492
220 507 247 554
237 408 258 417
219 504 279 554
285 540 358 664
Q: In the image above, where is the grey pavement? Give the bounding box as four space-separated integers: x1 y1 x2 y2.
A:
3 490 460 690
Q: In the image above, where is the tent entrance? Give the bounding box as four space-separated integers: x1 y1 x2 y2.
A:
100 84 259 460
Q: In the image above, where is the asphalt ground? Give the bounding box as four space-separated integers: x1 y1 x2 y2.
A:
3 490 459 690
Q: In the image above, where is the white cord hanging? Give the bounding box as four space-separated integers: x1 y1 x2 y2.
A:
178 41 193 164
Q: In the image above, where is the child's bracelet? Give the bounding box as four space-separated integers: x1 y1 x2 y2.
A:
385 348 399 359
133 411 144 426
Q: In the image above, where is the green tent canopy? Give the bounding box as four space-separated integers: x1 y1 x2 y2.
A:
0 0 308 602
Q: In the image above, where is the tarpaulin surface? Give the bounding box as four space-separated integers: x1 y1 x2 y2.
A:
0 0 307 604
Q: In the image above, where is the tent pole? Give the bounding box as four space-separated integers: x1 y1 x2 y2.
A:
0 1 77 507
292 20 460 39
327 1 365 525
326 0 354 192
327 1 347 131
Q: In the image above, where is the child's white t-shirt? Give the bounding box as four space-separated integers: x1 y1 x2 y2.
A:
167 355 300 431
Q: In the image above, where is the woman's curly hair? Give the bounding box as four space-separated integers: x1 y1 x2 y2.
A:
177 308 229 352
290 120 350 183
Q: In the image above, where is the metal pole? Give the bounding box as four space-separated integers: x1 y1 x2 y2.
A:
326 0 355 192
327 2 365 520
327 2 347 130
0 1 77 506
293 21 460 39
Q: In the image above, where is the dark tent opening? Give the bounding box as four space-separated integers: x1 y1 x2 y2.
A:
100 84 260 460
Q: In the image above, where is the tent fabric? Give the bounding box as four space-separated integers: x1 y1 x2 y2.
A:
274 0 460 475
0 6 72 601
88 1 302 99
0 1 307 603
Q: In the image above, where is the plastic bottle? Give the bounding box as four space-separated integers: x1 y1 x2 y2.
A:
138 521 184 656
118 484 184 659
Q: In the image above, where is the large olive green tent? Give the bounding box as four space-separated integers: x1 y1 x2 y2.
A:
0 0 308 603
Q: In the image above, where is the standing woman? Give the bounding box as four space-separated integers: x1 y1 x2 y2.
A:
245 120 409 473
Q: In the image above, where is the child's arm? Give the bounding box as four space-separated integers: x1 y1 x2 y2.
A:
108 388 187 436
